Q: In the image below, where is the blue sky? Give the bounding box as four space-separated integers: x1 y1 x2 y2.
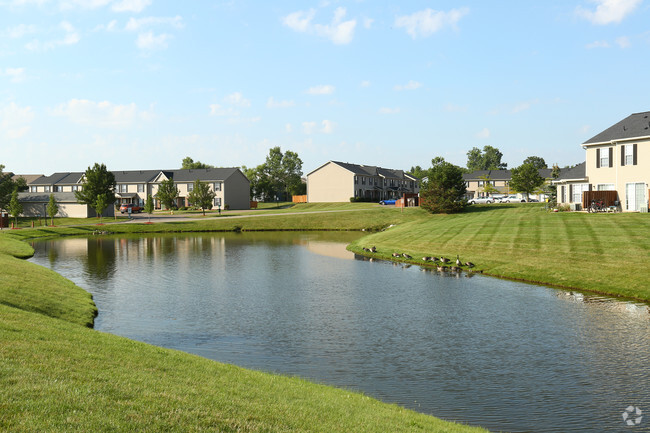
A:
1 0 649 176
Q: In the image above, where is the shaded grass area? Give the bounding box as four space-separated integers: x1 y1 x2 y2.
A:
349 205 650 302
0 236 96 327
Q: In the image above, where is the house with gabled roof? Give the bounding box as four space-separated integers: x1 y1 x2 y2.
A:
306 161 419 202
463 168 555 200
20 167 250 217
577 111 649 211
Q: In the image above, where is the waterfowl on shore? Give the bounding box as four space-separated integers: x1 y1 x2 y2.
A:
392 253 401 257
402 253 412 259
456 255 462 266
422 256 432 261
465 261 475 268
370 246 376 252
451 266 460 273
440 257 450 263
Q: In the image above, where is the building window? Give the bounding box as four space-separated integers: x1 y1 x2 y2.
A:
72 185 79 192
571 183 589 203
118 184 128 193
44 186 51 192
354 176 358 185
214 182 222 191
478 181 484 187
187 183 194 192
137 184 145 193
626 183 645 211
214 197 221 207
623 144 636 166
597 147 611 168
597 184 615 191
30 186 37 192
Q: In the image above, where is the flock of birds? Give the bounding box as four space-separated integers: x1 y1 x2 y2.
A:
361 246 475 272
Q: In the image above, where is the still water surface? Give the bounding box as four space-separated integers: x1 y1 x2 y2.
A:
30 232 650 432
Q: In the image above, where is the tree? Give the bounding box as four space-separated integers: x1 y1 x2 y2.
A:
0 165 27 211
181 157 214 170
144 194 154 222
478 174 500 196
187 179 216 216
466 146 507 171
156 178 179 212
47 194 59 226
544 164 561 206
75 163 116 218
8 189 23 225
408 165 429 180
509 163 545 201
522 156 547 170
419 158 467 214
264 147 304 200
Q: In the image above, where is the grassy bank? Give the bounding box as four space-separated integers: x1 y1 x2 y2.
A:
349 204 650 302
0 209 486 433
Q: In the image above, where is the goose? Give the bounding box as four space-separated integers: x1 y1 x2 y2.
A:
422 256 432 261
370 246 376 252
392 253 401 257
402 253 412 259
456 255 462 266
440 257 450 263
465 261 475 268
451 266 460 272
362 247 370 252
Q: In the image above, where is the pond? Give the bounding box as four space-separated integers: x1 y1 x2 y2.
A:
30 232 650 432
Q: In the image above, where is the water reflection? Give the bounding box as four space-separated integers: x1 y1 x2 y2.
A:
29 233 650 433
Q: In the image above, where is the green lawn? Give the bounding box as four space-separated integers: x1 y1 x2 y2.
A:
349 204 650 301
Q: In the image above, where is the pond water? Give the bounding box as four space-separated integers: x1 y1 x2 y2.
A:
30 232 650 432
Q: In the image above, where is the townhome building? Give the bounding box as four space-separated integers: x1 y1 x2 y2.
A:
307 161 419 203
20 167 250 217
556 111 650 211
463 168 554 200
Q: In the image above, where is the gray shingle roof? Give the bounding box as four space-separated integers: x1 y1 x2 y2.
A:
168 168 242 182
463 168 556 181
555 162 586 181
584 111 650 144
18 192 80 203
327 161 418 180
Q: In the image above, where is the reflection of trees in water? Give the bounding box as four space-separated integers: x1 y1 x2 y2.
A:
47 242 59 265
85 238 117 282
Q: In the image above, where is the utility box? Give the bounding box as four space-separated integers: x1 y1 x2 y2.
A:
0 212 8 229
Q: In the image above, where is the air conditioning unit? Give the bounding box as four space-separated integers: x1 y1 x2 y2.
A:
569 203 581 211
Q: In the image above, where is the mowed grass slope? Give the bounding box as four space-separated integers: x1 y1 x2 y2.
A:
350 204 650 301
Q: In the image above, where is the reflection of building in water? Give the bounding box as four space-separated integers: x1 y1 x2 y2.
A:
303 241 356 260
557 291 650 316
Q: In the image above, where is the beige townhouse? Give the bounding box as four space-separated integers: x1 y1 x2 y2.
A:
307 161 419 203
556 111 649 211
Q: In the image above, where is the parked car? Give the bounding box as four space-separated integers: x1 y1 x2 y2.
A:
500 195 525 203
379 199 396 205
120 203 143 214
468 197 494 204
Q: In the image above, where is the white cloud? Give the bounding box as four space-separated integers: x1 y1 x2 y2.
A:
306 84 335 95
616 35 630 48
283 7 357 45
136 31 172 50
360 80 371 88
379 107 400 114
59 0 112 10
302 121 317 134
1 102 34 139
267 97 295 108
27 20 80 51
111 0 151 12
6 24 37 39
283 9 316 32
125 16 184 31
512 99 538 113
4 67 26 83
321 119 334 134
53 99 149 128
576 0 641 25
586 40 610 48
225 92 251 108
394 80 422 91
363 17 374 29
476 128 490 139
395 7 469 39
209 104 239 117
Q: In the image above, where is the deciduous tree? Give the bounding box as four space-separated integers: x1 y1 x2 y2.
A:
466 146 507 171
522 156 547 170
156 178 179 212
187 179 216 216
47 194 59 226
509 163 545 201
0 165 27 211
181 157 214 170
75 163 116 218
8 189 23 225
